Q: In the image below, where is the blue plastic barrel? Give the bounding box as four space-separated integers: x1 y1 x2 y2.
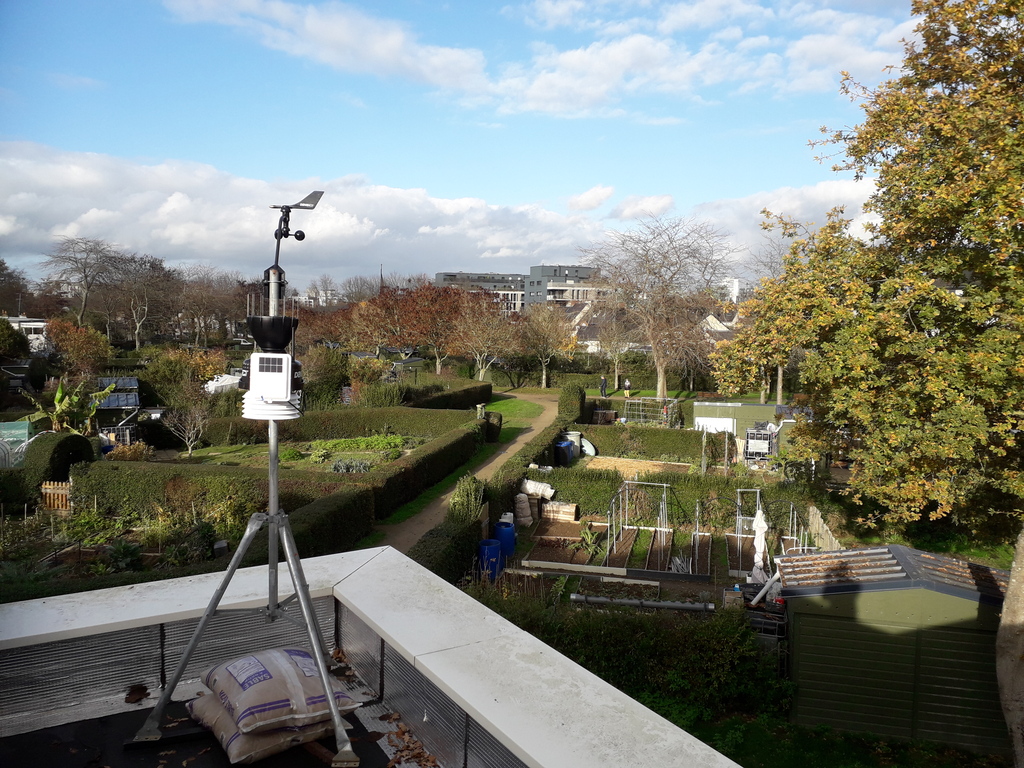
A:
479 539 503 581
494 521 516 557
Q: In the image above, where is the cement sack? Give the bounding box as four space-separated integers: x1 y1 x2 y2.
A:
201 647 360 734
520 479 555 499
188 691 340 765
515 493 531 518
528 497 539 520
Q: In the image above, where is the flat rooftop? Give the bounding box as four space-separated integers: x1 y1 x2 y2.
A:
0 547 738 768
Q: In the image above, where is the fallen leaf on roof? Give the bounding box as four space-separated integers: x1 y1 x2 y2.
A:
124 684 149 703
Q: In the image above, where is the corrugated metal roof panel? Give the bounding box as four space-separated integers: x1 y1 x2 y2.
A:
777 545 1007 605
97 377 139 390
97 392 140 409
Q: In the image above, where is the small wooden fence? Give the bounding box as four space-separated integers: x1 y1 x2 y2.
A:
40 481 71 511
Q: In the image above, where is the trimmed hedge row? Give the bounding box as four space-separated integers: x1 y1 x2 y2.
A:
406 518 481 583
411 382 492 410
581 424 725 464
0 432 95 506
558 383 586 423
69 462 350 518
485 417 573 524
242 485 376 566
204 407 476 446
360 422 483 518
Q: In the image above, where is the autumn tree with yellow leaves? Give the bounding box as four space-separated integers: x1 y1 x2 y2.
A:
713 1 1024 756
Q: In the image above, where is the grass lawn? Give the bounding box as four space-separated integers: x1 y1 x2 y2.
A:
486 394 545 423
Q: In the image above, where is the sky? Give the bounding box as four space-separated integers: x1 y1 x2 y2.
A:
0 0 916 292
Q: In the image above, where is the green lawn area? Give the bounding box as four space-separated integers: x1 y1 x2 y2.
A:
486 394 545 423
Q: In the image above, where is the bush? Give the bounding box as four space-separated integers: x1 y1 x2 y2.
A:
107 442 155 462
242 486 375 566
471 593 791 724
582 425 723 465
205 407 475 446
558 383 586 423
362 423 482 518
411 382 492 410
407 519 480 583
22 432 94 495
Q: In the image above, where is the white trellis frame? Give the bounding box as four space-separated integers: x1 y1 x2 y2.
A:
603 480 672 568
622 397 681 427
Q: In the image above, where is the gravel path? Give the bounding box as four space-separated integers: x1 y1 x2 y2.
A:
375 391 560 553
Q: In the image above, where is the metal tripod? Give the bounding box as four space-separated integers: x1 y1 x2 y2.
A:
130 420 359 767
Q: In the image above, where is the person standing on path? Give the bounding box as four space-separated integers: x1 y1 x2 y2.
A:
623 378 631 398
599 375 607 398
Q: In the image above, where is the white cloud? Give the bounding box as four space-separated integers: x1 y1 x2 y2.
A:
568 184 615 211
693 177 876 271
610 194 675 219
164 0 489 92
165 0 911 118
0 142 602 288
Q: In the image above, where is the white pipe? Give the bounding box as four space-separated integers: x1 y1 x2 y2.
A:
570 593 714 612
749 570 782 606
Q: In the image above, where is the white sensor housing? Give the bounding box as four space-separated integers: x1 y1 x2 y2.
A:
248 353 293 401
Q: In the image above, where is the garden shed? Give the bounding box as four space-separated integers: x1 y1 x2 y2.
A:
776 546 1009 754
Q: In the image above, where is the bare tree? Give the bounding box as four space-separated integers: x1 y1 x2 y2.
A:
306 273 340 308
453 291 519 381
338 275 380 303
0 259 29 317
162 386 211 457
581 216 734 398
521 303 574 389
593 304 637 390
41 237 116 326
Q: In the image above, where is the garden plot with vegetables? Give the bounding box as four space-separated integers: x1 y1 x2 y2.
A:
188 434 428 473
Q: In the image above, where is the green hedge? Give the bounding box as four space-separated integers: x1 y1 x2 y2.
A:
69 462 350 519
483 410 503 442
558 383 586 423
485 417 572 524
242 485 376 566
581 425 724 464
205 407 476 446
0 432 98 505
411 382 492 410
406 518 481 583
361 422 482 518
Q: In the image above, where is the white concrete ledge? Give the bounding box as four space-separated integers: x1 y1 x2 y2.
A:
1 546 738 768
0 548 382 650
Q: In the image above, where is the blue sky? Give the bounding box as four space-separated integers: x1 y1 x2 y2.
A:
0 0 915 291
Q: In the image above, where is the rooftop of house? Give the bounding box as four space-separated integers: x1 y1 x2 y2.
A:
0 546 738 768
776 545 1008 606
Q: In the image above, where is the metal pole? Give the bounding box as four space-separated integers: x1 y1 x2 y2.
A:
133 512 270 742
279 518 359 767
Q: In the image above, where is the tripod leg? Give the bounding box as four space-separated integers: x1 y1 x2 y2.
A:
132 512 268 743
278 518 359 767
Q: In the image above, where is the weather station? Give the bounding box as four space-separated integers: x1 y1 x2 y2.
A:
130 191 362 767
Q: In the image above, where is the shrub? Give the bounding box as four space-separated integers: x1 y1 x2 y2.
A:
411 382 492 410
22 432 94 491
447 474 485 525
363 423 481 518
558 383 586 422
407 519 480 583
332 458 371 474
242 486 375 566
107 442 155 462
205 407 475 446
279 448 304 462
